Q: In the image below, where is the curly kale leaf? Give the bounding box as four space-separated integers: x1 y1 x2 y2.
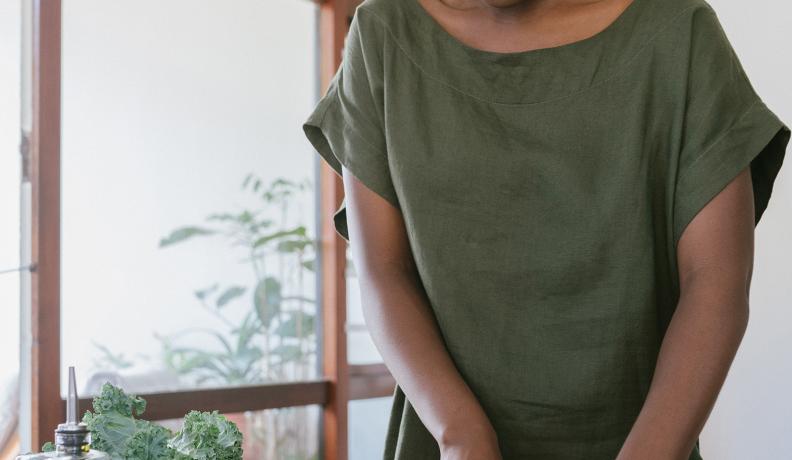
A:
91 382 147 417
83 383 172 460
84 411 139 456
167 411 243 460
79 383 242 460
126 421 174 460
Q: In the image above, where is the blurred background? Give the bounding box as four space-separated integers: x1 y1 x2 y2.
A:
0 0 790 459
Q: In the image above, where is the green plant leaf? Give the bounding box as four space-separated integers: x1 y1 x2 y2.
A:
242 173 254 189
254 277 282 327
205 212 238 222
84 411 139 455
168 410 243 460
163 349 208 373
275 312 315 338
252 226 306 248
233 311 259 353
126 421 173 459
194 283 219 301
216 285 246 308
81 383 242 460
301 259 316 271
159 226 216 247
91 383 147 417
276 238 313 253
211 332 235 356
239 210 254 224
270 344 302 363
92 341 134 370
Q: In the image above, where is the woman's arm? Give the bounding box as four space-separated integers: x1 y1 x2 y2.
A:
616 167 755 459
341 165 502 458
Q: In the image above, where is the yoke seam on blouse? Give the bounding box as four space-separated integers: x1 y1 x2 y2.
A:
359 3 700 107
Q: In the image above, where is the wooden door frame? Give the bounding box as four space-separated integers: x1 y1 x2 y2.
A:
316 0 352 458
28 0 62 449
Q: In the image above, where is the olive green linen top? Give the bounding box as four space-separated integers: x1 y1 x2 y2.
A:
301 0 790 457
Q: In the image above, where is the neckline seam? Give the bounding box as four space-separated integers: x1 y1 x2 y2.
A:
359 2 701 106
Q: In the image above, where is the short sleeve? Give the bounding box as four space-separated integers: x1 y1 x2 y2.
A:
302 8 400 242
672 5 790 248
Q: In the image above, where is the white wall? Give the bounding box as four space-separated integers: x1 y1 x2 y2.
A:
702 1 792 458
59 0 320 393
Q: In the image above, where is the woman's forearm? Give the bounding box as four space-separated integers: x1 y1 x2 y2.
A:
617 269 749 459
357 263 498 448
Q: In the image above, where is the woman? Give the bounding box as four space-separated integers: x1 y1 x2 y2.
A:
302 0 790 458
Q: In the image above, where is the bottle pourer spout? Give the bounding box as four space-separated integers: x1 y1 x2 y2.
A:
66 366 78 425
56 366 90 455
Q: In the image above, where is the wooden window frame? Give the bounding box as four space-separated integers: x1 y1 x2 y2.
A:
25 0 395 459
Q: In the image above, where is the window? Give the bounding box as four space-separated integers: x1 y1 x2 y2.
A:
16 1 396 459
60 0 320 396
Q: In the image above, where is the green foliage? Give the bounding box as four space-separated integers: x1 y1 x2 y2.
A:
157 311 265 386
216 286 246 309
83 383 169 459
87 175 318 458
92 342 134 372
79 383 242 460
275 312 315 338
125 422 174 460
168 411 243 460
254 276 282 328
159 227 217 247
155 174 318 388
91 382 147 417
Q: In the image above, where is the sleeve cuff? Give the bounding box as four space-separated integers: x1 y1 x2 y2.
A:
302 88 401 242
673 97 790 248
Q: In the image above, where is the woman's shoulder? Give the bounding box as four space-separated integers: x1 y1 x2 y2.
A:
638 0 728 37
622 0 742 73
353 0 407 30
641 0 745 62
344 0 409 53
355 0 402 20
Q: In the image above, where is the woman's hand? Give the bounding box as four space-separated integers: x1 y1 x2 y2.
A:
439 422 503 460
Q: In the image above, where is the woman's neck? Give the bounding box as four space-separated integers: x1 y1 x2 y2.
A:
417 0 635 54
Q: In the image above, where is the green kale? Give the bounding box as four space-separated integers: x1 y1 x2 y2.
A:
126 421 175 460
91 382 147 417
168 411 243 460
78 383 242 460
83 410 140 456
82 383 172 460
